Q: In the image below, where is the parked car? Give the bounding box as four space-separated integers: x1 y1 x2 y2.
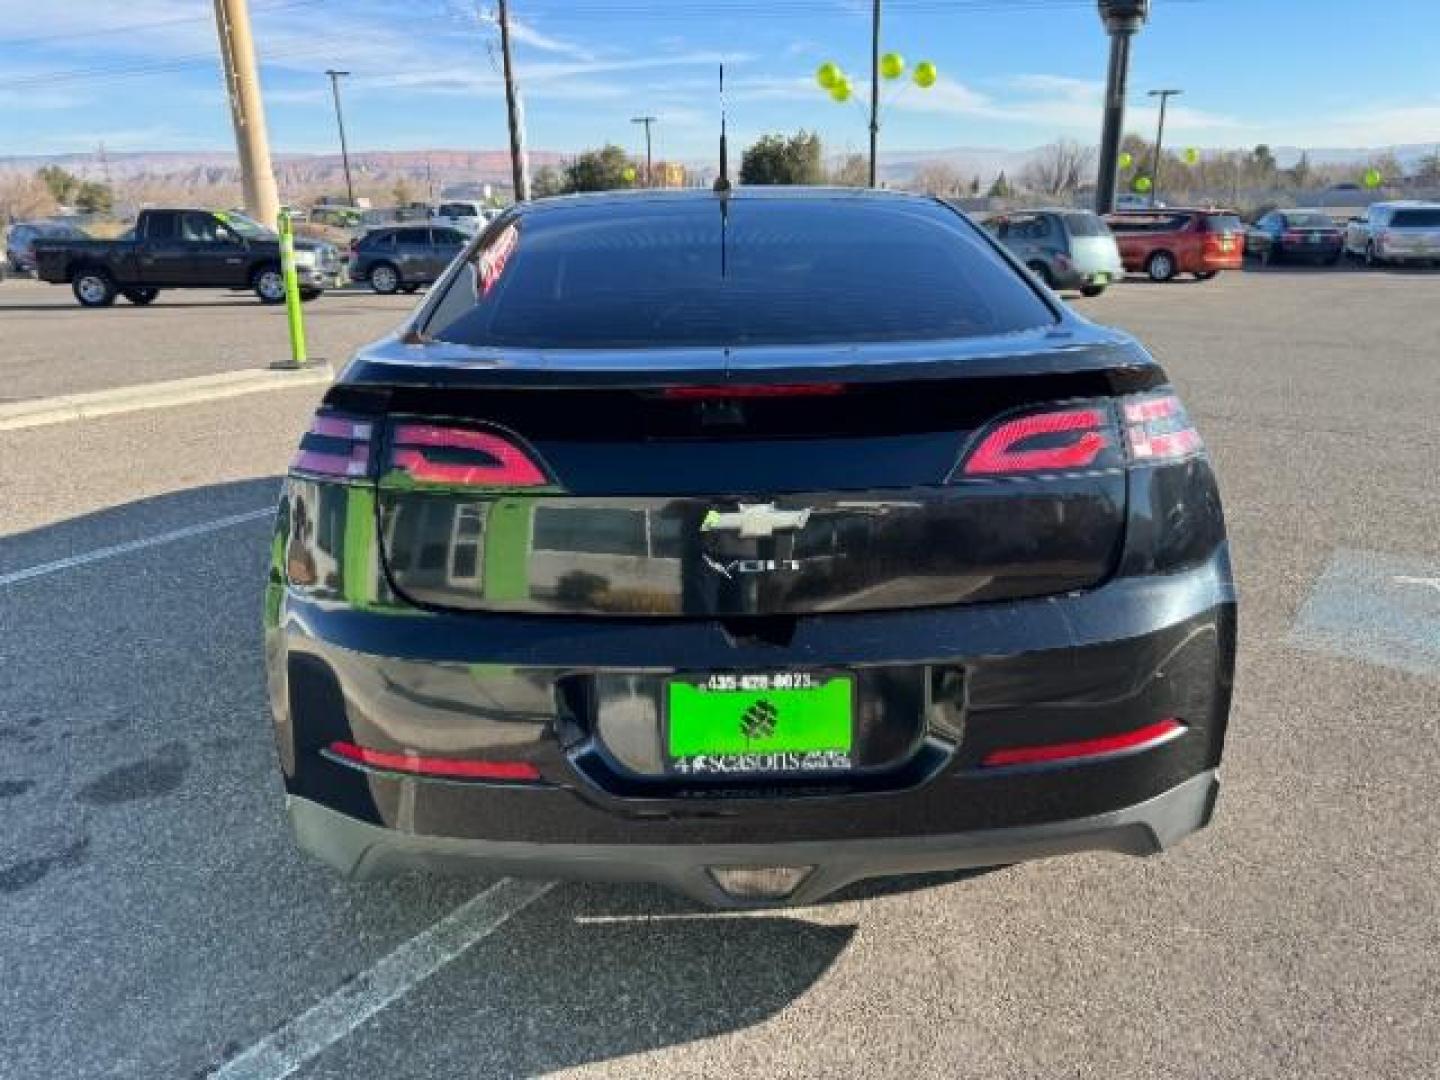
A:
432 200 494 232
1106 208 1246 282
33 208 340 306
7 219 90 275
309 205 365 229
1244 209 1344 266
349 225 470 294
980 209 1124 296
1114 194 1167 211
1343 201 1440 267
266 189 1235 908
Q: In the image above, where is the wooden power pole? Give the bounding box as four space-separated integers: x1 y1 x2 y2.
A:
212 0 280 226
497 0 531 202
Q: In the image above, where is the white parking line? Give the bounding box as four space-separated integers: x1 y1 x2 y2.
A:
210 878 555 1080
0 507 273 588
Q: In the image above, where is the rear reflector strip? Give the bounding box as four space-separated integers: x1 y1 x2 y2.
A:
327 741 542 781
388 423 548 487
962 407 1111 476
982 719 1185 768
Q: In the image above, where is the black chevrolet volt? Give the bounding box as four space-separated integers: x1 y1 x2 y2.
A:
265 188 1235 907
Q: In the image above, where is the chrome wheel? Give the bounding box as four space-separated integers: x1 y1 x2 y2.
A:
370 264 400 294
255 269 285 303
76 274 110 304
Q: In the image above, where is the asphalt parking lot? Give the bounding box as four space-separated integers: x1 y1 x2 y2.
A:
0 276 414 402
1 267 1437 1079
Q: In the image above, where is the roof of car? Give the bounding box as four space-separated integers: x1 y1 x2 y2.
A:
1107 207 1237 215
515 185 945 217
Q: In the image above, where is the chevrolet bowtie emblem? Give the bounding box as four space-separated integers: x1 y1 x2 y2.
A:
701 504 812 539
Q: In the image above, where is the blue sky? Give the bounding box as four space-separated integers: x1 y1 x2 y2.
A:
3 0 1440 160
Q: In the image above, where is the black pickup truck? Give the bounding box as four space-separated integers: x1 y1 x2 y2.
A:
34 208 341 307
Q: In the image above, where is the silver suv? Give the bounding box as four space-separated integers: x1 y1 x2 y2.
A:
1344 202 1440 267
981 210 1126 297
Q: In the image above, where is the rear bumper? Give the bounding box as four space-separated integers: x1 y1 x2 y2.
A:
289 769 1219 907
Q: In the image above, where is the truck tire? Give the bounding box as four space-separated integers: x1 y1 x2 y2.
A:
1079 284 1106 298
368 261 401 295
122 287 159 305
1146 251 1177 283
73 268 117 307
252 265 286 304
299 288 322 302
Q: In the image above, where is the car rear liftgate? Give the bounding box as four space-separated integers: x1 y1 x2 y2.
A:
291 362 1176 621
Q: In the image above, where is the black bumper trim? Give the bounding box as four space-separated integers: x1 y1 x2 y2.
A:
288 769 1219 908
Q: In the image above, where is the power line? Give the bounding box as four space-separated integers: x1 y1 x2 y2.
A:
0 0 319 50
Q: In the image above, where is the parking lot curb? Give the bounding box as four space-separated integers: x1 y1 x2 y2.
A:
0 364 336 432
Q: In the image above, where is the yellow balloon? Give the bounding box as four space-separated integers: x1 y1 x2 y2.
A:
880 52 905 80
1184 147 1200 165
1363 168 1383 189
1118 151 1134 169
830 79 852 103
913 60 937 89
816 61 841 90
1134 175 1153 193
622 166 637 183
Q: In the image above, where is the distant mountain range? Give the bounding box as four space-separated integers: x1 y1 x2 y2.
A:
3 142 1434 190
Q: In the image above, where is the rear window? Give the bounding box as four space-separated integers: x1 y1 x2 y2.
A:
1108 213 1192 234
439 203 478 217
1390 209 1440 228
1203 215 1244 234
1284 213 1335 229
1062 213 1110 237
426 198 1055 349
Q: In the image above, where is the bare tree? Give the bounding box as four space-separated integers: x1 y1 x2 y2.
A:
829 153 869 187
1019 139 1096 196
910 161 963 196
0 173 60 226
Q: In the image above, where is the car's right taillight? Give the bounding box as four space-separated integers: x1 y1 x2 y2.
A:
1121 392 1203 462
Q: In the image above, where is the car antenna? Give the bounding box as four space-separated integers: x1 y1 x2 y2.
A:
713 63 731 196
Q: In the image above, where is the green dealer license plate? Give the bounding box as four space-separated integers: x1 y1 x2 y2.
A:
665 672 854 777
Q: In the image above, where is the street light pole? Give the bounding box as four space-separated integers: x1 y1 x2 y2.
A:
631 116 657 187
868 0 881 188
1094 0 1151 214
1148 88 1181 207
324 69 355 205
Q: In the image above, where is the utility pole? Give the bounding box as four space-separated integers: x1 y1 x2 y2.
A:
496 0 530 202
212 0 280 227
1148 88 1181 207
1094 0 1151 215
325 69 356 205
631 116 657 186
868 0 881 187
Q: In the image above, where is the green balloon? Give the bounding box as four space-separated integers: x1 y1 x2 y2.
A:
880 52 905 80
1184 147 1200 165
830 79 852 103
816 62 841 90
1134 175 1153 193
1363 168 1383 189
913 60 938 89
1118 151 1134 170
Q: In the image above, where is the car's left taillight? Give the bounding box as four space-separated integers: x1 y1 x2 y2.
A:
289 414 375 479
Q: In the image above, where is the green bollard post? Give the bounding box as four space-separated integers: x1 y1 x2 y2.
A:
274 209 309 369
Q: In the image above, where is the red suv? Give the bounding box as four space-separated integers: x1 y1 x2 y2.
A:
1106 209 1246 283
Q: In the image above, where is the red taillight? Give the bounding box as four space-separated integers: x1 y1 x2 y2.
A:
1122 392 1203 462
663 383 845 400
327 741 541 781
962 407 1111 476
290 414 373 478
982 719 1185 768
387 423 548 488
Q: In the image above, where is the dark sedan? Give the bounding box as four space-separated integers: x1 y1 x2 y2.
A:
266 189 1235 907
349 225 469 294
1245 209 1345 266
